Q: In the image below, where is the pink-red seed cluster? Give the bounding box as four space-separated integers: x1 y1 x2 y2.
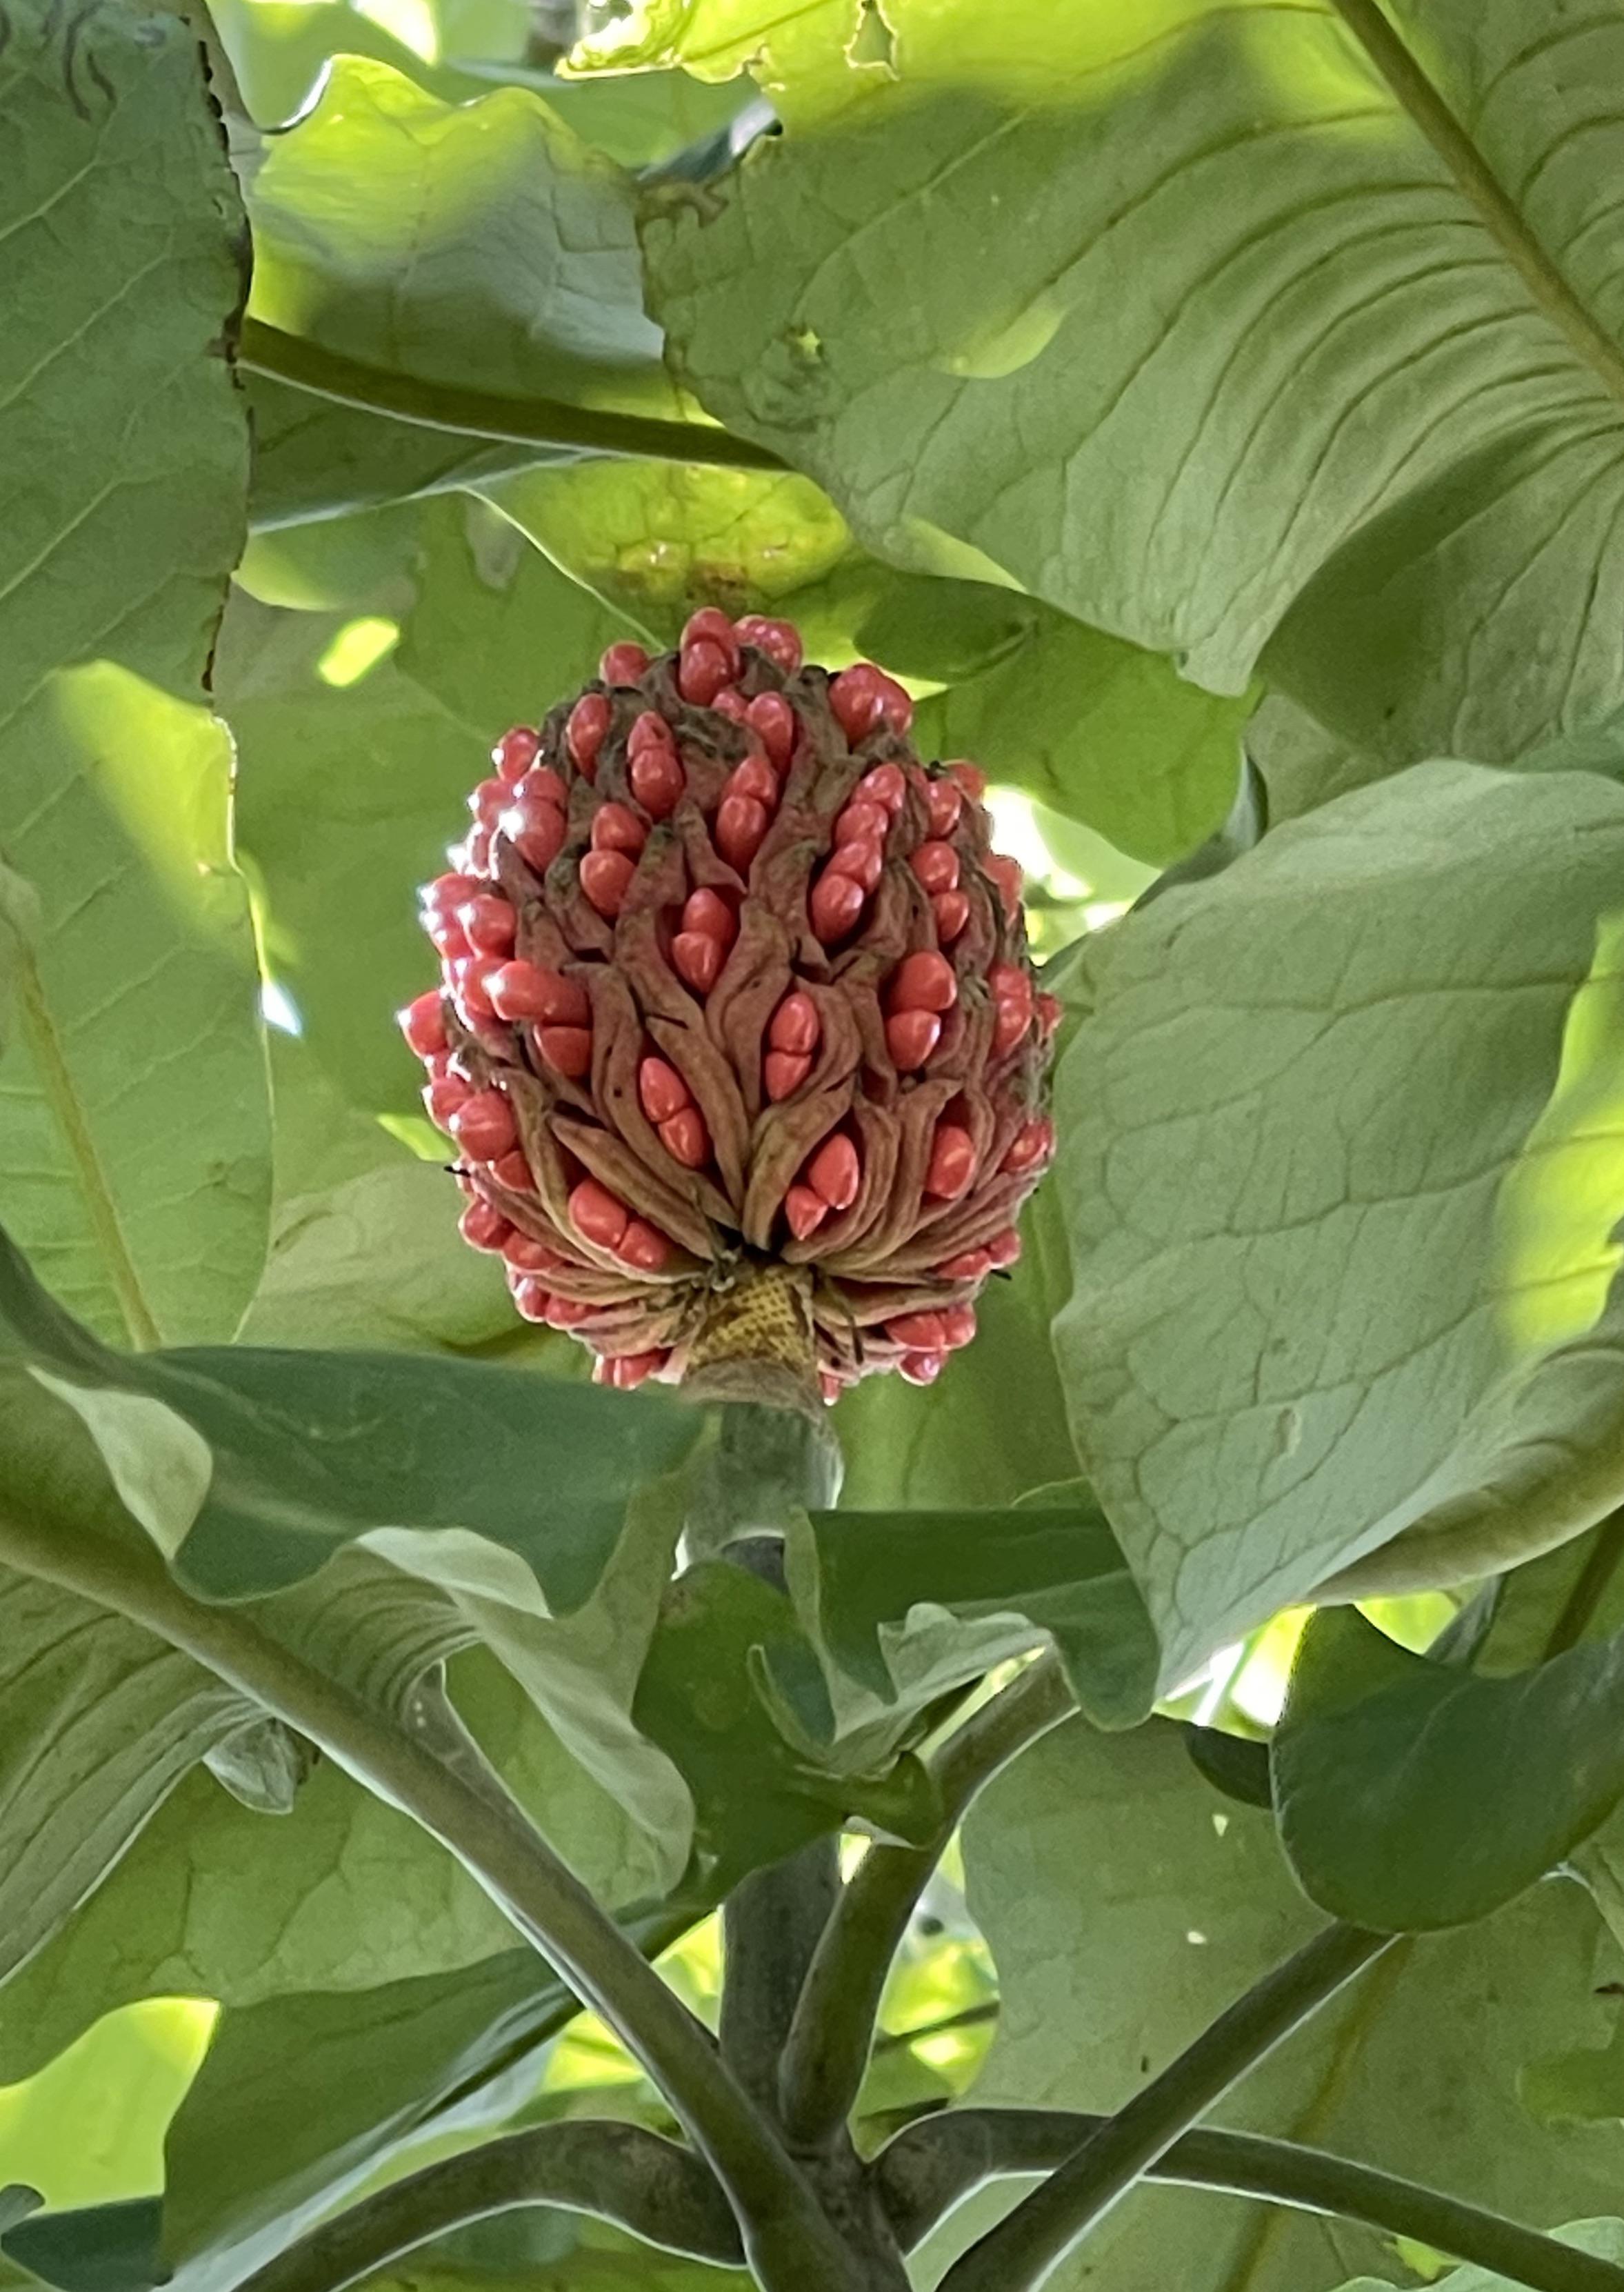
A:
397 608 1055 1397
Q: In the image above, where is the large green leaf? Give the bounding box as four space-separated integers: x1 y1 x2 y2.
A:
641 0 1624 763
0 1565 246 1994
0 7 267 1346
1052 761 1624 1690
1331 2223 1624 2292
936 1717 1624 2292
227 505 641 1114
785 1486 1156 1735
248 58 679 423
1272 1607 1624 1931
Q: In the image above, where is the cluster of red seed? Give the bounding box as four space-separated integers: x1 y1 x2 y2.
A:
399 610 1057 1398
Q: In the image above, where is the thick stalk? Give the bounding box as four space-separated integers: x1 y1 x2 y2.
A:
0 1508 863 2292
937 1922 1393 2292
237 2123 743 2292
874 2111 1624 2292
778 1655 1075 2147
723 1839 843 2116
239 320 787 474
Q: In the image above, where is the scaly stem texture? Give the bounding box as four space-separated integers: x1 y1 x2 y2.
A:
875 2111 1624 2292
779 1655 1075 2146
938 1922 1394 2292
0 1506 865 2292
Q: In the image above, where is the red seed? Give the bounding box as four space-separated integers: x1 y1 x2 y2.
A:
619 1218 672 1272
985 853 1024 921
937 1246 994 1281
726 753 779 807
933 890 971 943
630 745 685 817
503 1232 565 1274
462 826 494 875
987 1226 1023 1268
683 887 737 944
890 950 958 1014
424 910 469 960
459 1198 512 1253
1001 1119 1053 1176
1036 991 1064 1039
488 960 561 1022
785 1184 828 1239
450 1090 518 1162
603 1348 665 1390
745 691 796 769
888 1309 947 1351
639 1056 691 1124
659 1108 710 1168
858 763 908 813
826 839 883 894
580 848 636 917
521 967 590 1025
712 688 749 724
807 1131 860 1211
925 778 964 837
545 1294 594 1329
679 637 733 706
901 1351 942 1384
592 802 648 857
600 642 650 685
924 1123 976 1199
567 694 612 776
716 793 770 870
512 1277 552 1323
942 1304 977 1349
820 1372 844 1406
536 1024 593 1079
993 1004 1032 1057
492 726 542 784
735 615 803 674
830 663 912 742
628 709 674 756
448 955 499 1022
769 990 820 1056
457 895 516 955
834 801 889 848
469 775 510 826
810 869 866 942
490 1150 537 1192
500 799 566 876
673 931 724 995
514 765 570 809
911 840 961 895
765 1050 812 1102
948 759 987 799
682 608 742 670
397 991 447 1059
885 1009 942 1070
423 1073 470 1129
422 871 483 913
570 1179 630 1251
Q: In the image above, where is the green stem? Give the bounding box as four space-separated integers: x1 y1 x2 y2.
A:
723 1837 844 2118
1543 1508 1624 1658
937 1923 1394 2292
236 2123 743 2292
874 2111 1624 2292
778 1655 1075 2147
239 320 788 473
0 1508 863 2292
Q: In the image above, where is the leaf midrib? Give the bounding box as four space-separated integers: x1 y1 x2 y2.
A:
15 955 161 1351
1331 0 1624 409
